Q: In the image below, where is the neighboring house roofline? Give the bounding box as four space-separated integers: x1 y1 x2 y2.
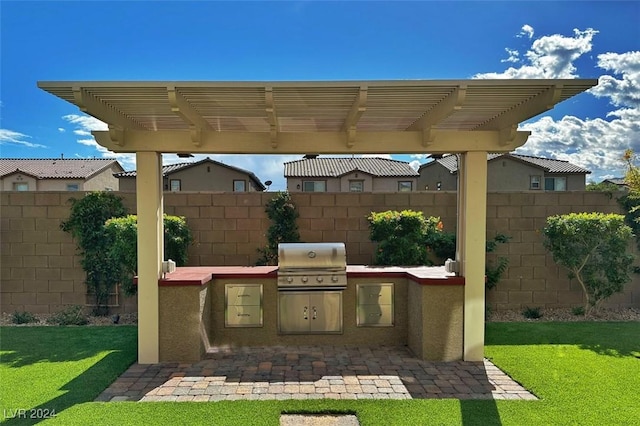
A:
419 153 591 175
114 157 266 191
1 168 41 179
284 157 418 178
0 158 123 179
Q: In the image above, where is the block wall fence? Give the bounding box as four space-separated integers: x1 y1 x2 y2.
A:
1 190 639 315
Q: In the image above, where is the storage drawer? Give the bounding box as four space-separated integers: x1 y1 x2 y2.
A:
225 305 263 327
226 284 262 306
357 304 393 326
357 283 393 305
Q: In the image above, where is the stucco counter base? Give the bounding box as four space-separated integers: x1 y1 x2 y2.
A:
157 266 464 363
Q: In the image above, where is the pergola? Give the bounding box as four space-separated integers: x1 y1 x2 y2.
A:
39 79 597 364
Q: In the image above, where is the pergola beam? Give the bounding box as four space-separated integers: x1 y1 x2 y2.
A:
167 86 211 148
93 129 530 154
342 86 368 148
407 85 467 147
72 86 145 130
475 84 564 131
265 86 278 148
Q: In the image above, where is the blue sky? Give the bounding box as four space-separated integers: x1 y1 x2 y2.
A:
1 1 639 190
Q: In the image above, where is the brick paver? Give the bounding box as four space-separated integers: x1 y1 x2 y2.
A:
96 345 536 402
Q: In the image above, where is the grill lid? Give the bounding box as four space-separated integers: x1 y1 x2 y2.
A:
278 243 346 271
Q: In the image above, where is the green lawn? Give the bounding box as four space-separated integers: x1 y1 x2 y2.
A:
1 322 638 425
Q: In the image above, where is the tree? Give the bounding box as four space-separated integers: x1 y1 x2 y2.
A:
256 192 300 265
60 192 127 315
543 212 634 314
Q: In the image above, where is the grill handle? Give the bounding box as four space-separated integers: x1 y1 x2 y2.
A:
303 306 308 320
312 306 317 320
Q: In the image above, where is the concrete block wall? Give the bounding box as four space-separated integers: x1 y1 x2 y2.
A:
1 190 638 314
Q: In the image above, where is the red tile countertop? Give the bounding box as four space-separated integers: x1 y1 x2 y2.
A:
156 265 464 287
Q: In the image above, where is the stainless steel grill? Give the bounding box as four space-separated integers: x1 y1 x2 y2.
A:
277 242 347 290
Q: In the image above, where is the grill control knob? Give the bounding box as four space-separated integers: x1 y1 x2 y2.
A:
331 276 339 282
286 277 293 283
316 276 324 283
302 276 308 283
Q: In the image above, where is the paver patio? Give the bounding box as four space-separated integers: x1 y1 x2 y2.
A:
96 345 535 402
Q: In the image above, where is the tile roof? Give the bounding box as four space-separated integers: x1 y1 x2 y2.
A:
284 157 418 178
603 177 627 186
0 158 122 179
114 157 266 190
420 153 590 174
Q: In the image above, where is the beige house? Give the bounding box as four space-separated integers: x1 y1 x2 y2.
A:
0 158 123 191
115 157 266 192
418 153 590 191
285 157 418 192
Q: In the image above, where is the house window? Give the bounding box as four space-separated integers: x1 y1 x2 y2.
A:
349 180 364 192
530 175 541 190
398 181 412 192
66 184 79 191
545 177 567 191
169 179 181 192
12 182 28 191
233 180 246 192
302 180 326 192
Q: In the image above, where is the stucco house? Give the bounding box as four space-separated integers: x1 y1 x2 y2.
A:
115 157 266 192
284 157 419 192
0 158 123 191
418 153 590 191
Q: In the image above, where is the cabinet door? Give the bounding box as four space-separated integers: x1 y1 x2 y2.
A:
357 284 393 305
226 306 262 327
278 293 311 333
226 284 262 306
357 304 393 326
309 292 342 333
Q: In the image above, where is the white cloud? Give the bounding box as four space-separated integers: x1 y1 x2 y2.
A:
517 24 534 39
475 27 639 183
57 127 65 133
409 160 421 171
589 51 640 108
475 27 598 79
0 129 47 148
501 48 520 63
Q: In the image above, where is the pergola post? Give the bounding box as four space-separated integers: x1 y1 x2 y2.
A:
456 151 488 361
136 151 163 364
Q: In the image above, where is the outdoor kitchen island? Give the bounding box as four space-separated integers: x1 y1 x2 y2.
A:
157 261 464 364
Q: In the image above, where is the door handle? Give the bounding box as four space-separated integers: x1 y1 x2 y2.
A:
303 306 308 320
312 306 317 320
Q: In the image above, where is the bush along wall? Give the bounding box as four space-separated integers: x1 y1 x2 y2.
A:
543 212 634 314
368 210 441 266
105 214 193 295
60 192 127 315
256 192 300 265
368 209 510 289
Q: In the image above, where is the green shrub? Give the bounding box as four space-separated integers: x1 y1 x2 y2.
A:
11 311 38 324
60 192 127 315
47 305 89 326
425 230 456 262
572 306 586 316
104 214 193 295
368 210 440 266
522 306 543 319
543 212 634 314
256 192 300 265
